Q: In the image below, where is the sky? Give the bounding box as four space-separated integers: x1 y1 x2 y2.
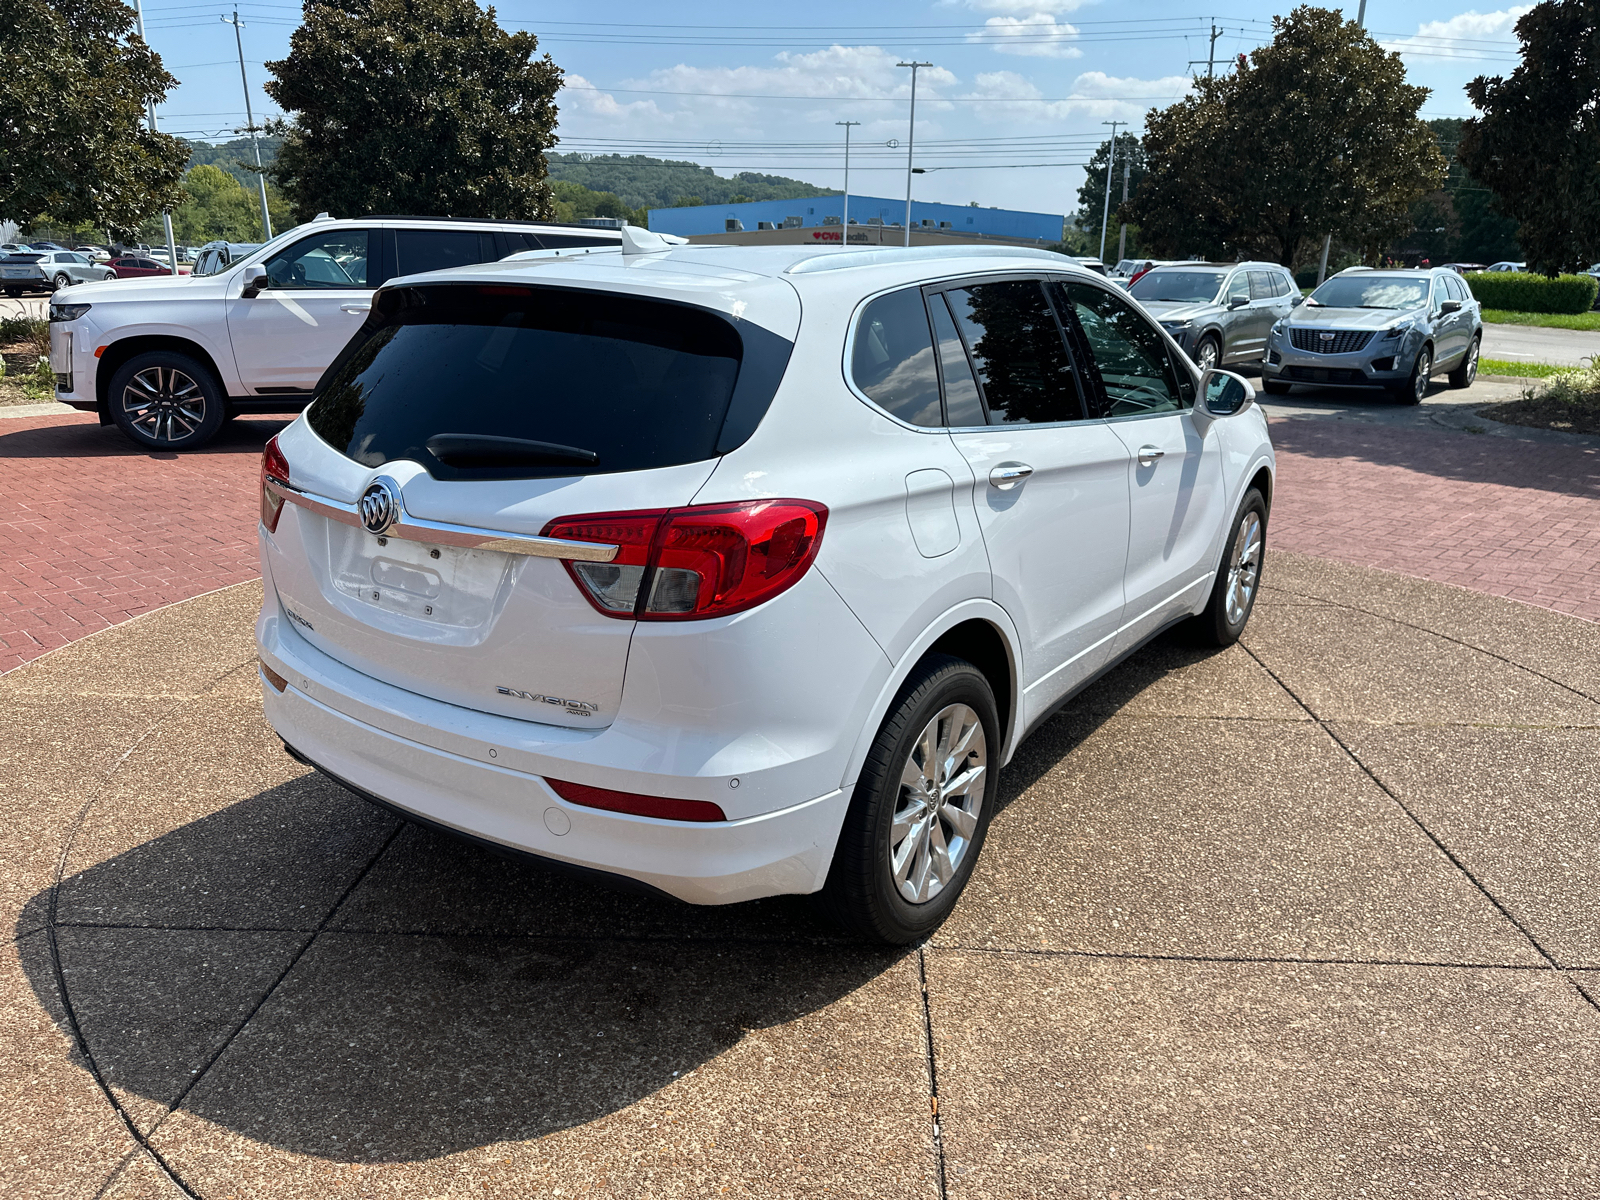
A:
137 0 1532 217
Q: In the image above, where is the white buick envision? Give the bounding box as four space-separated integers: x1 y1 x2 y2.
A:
256 236 1274 943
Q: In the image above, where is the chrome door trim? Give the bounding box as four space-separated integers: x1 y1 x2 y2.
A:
263 477 620 562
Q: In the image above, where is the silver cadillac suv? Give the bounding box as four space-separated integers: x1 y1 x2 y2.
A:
1262 267 1483 404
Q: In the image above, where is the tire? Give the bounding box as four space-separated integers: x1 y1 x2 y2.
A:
1391 344 1431 405
1193 335 1221 373
817 654 1000 944
3 287 20 299
1188 488 1267 647
1262 378 1291 395
107 350 227 451
1448 336 1480 389
52 273 71 291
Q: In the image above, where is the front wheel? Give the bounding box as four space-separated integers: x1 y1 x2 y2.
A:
817 655 999 944
1392 345 1431 405
1448 336 1480 389
107 351 227 450
52 273 72 291
1193 335 1221 373
1189 488 1267 647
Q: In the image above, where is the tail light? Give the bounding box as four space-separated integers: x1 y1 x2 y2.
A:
545 777 726 822
543 499 827 621
260 435 290 533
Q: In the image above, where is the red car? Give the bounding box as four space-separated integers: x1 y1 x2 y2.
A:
108 257 189 279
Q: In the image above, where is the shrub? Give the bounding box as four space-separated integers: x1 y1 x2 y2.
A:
0 315 50 356
1462 271 1598 314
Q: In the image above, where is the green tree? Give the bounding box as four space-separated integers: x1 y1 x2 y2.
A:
1459 0 1600 274
264 0 562 222
1075 134 1145 226
0 0 187 230
1127 6 1443 267
548 179 644 226
154 164 290 243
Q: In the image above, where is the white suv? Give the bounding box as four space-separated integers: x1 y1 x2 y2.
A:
256 238 1275 943
46 214 620 450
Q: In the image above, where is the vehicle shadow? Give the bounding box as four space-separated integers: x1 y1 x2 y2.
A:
12 628 1230 1163
0 416 288 459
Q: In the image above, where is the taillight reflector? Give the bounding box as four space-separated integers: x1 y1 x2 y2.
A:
259 659 288 692
260 434 290 534
545 777 727 822
543 499 827 621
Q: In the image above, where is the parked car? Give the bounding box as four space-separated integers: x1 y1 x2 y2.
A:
107 256 177 279
73 245 114 263
0 243 32 254
1068 256 1109 276
1439 262 1487 274
1262 266 1482 403
27 240 68 251
48 214 624 450
253 238 1275 942
1485 261 1526 272
1129 262 1300 372
2 250 117 295
192 240 263 277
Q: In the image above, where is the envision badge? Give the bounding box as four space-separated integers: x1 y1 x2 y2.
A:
359 476 403 536
283 606 315 632
497 686 600 716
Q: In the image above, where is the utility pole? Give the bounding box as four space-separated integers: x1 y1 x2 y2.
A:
1116 158 1132 263
1187 21 1223 78
1318 2 1365 283
836 121 859 248
1098 120 1122 263
223 10 273 240
130 0 179 275
897 62 933 248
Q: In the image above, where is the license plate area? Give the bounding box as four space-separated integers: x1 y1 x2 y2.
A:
327 523 517 636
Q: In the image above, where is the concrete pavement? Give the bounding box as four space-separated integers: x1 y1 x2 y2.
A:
5 553 1600 1198
1482 321 1599 367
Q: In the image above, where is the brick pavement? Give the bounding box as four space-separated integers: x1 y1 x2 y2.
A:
2 406 1598 674
0 413 281 673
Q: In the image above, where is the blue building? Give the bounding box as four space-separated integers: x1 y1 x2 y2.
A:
647 195 1064 243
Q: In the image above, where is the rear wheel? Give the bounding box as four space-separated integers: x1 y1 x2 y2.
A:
1189 488 1267 647
818 654 999 944
1448 336 1480 389
107 351 226 451
1392 345 1431 405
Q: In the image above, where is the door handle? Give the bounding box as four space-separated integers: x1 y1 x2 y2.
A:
988 462 1033 490
1137 445 1165 467
340 304 371 314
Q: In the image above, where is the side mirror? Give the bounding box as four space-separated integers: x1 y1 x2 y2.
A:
241 267 269 298
1291 294 1306 307
1227 295 1249 310
1439 299 1461 314
1194 368 1255 435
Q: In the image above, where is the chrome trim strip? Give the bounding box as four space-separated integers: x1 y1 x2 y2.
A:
264 478 619 562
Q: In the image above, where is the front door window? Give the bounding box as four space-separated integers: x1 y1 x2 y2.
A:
263 231 369 290
1055 282 1184 417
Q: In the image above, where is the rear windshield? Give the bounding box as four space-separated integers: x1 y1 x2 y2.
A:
308 284 789 480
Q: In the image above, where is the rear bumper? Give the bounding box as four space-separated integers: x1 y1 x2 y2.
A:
261 671 846 905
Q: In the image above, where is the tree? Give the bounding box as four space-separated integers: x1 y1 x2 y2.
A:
0 0 187 230
264 0 562 222
154 164 291 244
1459 0 1600 274
1127 6 1443 267
1075 134 1146 225
548 179 644 226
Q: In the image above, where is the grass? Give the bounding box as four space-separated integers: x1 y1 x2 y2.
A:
1478 359 1572 379
1479 363 1600 435
1480 308 1600 331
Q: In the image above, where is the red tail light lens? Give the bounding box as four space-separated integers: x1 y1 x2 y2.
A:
260 435 290 533
543 500 827 621
545 777 726 822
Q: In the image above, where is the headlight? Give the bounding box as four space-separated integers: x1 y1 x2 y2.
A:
48 302 92 322
1161 320 1191 333
1381 324 1406 339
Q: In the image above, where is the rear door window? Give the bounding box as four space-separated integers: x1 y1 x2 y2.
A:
309 284 790 480
1248 270 1276 300
394 229 497 277
939 280 1086 425
849 287 942 427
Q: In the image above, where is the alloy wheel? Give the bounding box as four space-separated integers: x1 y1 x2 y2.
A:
889 703 988 905
1413 349 1431 402
1464 340 1479 385
1196 339 1219 371
53 273 71 291
1224 510 1263 625
121 366 207 444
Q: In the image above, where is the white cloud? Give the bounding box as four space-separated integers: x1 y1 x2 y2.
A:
1382 7 1531 61
971 14 1082 59
964 70 1192 123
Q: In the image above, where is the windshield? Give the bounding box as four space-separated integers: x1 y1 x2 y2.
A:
1308 276 1429 310
308 284 790 481
1129 270 1227 304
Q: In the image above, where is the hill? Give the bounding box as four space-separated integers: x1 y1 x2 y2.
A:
547 153 836 211
183 136 282 189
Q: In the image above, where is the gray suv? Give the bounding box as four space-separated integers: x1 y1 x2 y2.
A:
1128 262 1300 372
1262 267 1482 404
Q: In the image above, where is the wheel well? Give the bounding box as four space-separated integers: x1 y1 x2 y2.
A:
96 336 228 414
926 619 1014 744
1249 465 1272 514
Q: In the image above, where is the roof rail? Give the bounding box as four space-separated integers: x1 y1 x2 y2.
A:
786 244 1070 275
353 214 626 231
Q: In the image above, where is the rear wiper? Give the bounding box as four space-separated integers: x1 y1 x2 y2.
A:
426 433 599 468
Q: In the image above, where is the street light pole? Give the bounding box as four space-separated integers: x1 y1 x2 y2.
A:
130 0 179 274
223 10 274 240
836 120 859 248
1116 159 1132 262
897 62 933 248
1098 120 1122 263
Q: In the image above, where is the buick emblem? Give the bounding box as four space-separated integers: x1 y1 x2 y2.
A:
359 476 403 536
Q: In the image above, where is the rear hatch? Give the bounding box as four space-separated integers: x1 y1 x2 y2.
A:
263 275 796 729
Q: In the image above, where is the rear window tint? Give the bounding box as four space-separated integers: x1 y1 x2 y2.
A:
395 229 496 276
308 284 790 480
